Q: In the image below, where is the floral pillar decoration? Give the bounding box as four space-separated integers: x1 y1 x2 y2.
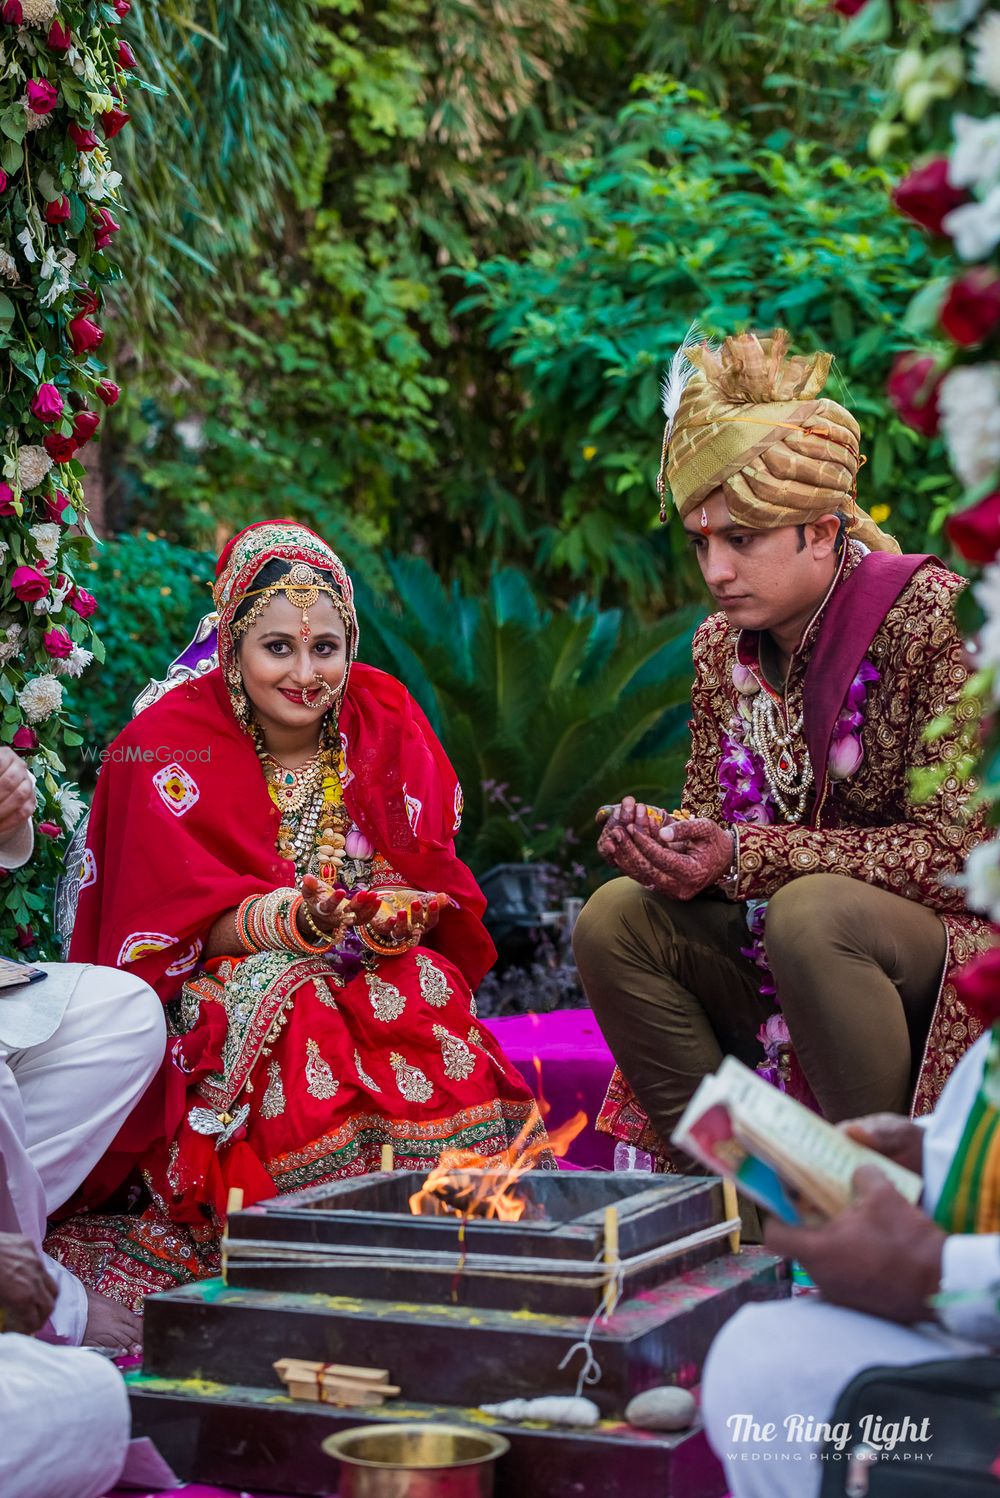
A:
0 0 131 955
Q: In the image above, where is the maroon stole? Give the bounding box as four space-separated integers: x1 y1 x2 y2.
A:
802 552 936 825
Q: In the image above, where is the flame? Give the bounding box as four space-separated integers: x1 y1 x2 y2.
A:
408 1110 587 1222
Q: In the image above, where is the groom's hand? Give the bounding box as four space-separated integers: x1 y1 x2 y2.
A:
599 798 732 899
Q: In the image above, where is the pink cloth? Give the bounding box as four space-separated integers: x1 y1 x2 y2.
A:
487 1010 616 1168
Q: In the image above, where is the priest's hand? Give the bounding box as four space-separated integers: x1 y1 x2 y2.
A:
368 892 450 946
0 1231 57 1334
0 747 35 841
765 1166 944 1325
840 1114 925 1178
300 875 380 941
598 799 733 899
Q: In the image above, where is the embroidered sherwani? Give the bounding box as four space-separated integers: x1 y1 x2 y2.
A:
600 542 991 1146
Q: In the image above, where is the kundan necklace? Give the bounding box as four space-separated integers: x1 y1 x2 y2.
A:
743 688 814 821
255 726 351 876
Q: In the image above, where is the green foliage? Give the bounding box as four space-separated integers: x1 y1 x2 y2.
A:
456 77 953 603
355 556 702 878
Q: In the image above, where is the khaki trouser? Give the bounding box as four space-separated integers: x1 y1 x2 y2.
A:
573 872 946 1173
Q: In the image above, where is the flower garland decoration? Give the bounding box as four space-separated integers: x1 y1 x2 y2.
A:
0 0 134 955
720 656 880 1090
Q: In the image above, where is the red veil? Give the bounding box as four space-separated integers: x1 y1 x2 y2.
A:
69 663 496 1206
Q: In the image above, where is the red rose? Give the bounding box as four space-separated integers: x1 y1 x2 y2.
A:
940 269 1000 349
31 382 63 424
44 490 69 524
957 946 1000 1028
68 586 97 619
42 626 72 658
0 483 16 517
947 492 1000 565
96 379 120 407
44 195 70 225
117 38 136 68
893 157 968 238
38 821 62 839
12 726 37 751
887 351 943 438
10 566 49 602
101 107 129 138
114 0 130 13
25 79 57 115
92 207 119 251
0 169 7 193
1 1 23 22
15 926 35 951
46 19 71 50
68 315 102 355
76 288 99 315
72 409 100 445
43 431 78 463
68 122 98 153
832 0 868 12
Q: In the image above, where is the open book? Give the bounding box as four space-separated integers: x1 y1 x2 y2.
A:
672 1055 923 1224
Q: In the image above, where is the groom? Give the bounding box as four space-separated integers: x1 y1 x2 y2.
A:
573 329 991 1175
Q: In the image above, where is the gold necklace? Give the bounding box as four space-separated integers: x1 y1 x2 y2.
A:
257 746 323 816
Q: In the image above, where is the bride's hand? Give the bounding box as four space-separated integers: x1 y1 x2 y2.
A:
301 875 380 937
368 891 450 945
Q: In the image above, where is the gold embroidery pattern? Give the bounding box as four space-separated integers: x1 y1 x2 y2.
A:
389 1051 434 1104
353 1047 382 1092
416 952 453 1008
305 1038 339 1101
367 971 405 1023
433 1023 476 1081
260 1059 286 1118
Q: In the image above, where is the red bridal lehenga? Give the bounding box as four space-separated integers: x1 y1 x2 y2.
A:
47 523 549 1309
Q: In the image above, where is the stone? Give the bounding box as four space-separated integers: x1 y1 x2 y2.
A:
624 1386 697 1432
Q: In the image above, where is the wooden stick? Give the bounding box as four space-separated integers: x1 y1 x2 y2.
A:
380 1143 394 1172
602 1204 620 1317
722 1179 741 1254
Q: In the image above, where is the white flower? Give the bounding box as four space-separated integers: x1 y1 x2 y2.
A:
175 418 206 452
52 645 93 680
949 113 1000 189
975 560 1000 682
959 838 1000 920
943 185 1000 259
931 0 986 31
940 365 1000 487
20 0 57 26
972 12 1000 93
15 226 37 264
16 445 52 490
56 782 86 831
76 155 122 204
0 250 16 282
18 673 63 724
29 523 60 568
0 622 23 667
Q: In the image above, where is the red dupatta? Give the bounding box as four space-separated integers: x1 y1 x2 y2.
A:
69 662 495 1205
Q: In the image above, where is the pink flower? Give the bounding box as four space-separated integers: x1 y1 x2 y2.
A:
344 828 374 859
12 726 37 751
68 586 97 619
96 379 120 406
68 315 102 356
68 122 98 153
10 566 49 602
0 169 7 193
731 662 759 696
37 821 62 839
46 19 71 51
756 1012 791 1056
31 383 63 423
25 79 57 115
92 207 119 250
43 626 72 658
44 490 69 524
44 195 70 225
0 483 17 516
114 0 130 12
43 432 77 463
72 409 100 445
827 733 864 781
101 107 129 138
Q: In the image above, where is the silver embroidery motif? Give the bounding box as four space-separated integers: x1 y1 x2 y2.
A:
259 1059 286 1118
367 972 405 1023
390 1051 434 1104
354 1048 382 1092
305 1037 339 1100
433 1023 476 1081
416 952 452 1008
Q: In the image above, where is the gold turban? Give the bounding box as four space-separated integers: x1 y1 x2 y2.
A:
660 329 899 554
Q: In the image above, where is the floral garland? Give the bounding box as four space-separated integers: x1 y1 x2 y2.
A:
720 656 880 1088
0 0 133 954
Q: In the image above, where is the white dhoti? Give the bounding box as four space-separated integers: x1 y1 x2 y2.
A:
1 963 165 1342
0 1333 130 1498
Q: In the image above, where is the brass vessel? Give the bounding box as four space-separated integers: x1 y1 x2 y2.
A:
322 1422 510 1498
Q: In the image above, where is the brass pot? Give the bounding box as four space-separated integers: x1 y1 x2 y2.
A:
322 1422 510 1498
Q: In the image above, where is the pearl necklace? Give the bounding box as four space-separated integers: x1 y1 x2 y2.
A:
744 688 814 821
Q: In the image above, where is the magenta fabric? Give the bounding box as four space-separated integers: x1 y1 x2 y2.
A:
487 1009 617 1169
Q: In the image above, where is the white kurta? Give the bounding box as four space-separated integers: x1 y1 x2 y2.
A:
702 1032 1000 1498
